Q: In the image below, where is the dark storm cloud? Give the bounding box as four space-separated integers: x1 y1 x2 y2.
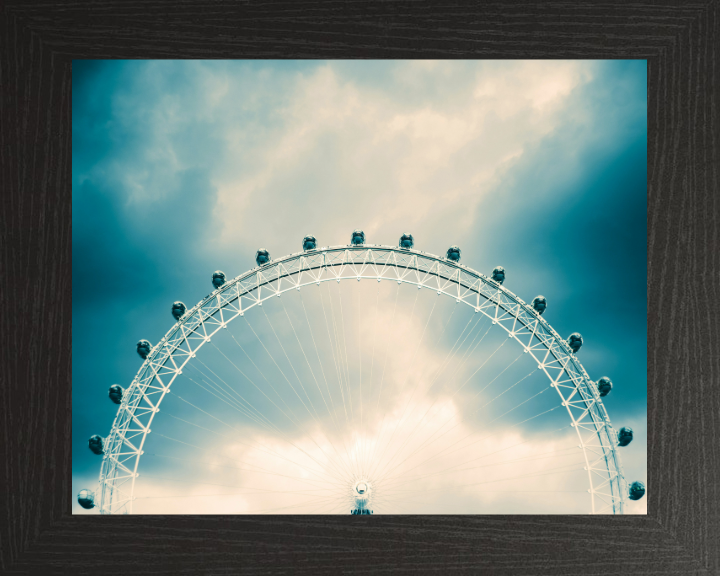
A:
462 60 647 423
72 61 225 477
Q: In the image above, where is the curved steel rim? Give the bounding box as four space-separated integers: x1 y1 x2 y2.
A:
99 245 627 514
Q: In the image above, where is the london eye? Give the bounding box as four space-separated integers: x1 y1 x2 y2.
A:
79 231 645 514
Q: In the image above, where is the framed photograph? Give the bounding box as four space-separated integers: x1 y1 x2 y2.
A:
3 2 717 574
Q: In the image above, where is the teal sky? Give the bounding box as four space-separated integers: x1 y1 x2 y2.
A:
72 60 647 514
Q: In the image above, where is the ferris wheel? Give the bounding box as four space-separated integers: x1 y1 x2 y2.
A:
78 231 645 515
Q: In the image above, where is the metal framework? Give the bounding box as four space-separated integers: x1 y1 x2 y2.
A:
98 245 628 514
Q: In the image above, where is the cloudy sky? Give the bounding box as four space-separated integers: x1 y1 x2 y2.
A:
72 60 647 514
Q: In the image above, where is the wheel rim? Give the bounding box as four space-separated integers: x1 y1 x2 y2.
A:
99 245 627 514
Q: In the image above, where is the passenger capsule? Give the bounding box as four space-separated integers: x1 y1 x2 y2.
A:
618 426 633 447
108 384 123 405
211 270 226 289
446 245 461 262
302 235 317 251
171 301 186 321
399 233 414 249
255 249 270 266
77 489 95 510
567 332 583 353
351 229 365 245
531 296 547 315
597 376 613 397
88 435 104 455
136 339 152 360
491 266 505 285
629 481 645 501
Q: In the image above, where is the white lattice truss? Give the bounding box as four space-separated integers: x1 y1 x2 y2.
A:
98 245 628 514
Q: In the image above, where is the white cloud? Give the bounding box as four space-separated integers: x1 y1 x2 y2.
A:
199 61 595 254
86 60 595 258
126 394 590 515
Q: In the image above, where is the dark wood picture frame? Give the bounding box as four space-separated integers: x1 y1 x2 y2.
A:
1 2 717 574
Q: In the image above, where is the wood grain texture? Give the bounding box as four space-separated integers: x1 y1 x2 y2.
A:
1 1 717 574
